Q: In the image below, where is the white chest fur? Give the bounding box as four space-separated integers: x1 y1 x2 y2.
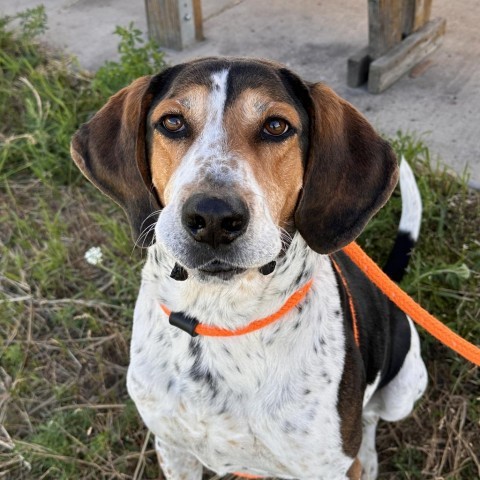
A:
127 236 354 478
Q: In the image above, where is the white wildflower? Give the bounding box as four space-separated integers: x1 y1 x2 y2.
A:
84 246 103 265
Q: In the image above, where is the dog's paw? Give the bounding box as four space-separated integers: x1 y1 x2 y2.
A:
360 457 378 480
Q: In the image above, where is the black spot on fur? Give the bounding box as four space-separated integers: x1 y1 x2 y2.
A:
189 338 218 396
293 320 301 329
189 338 201 358
135 346 143 354
304 389 311 395
282 420 296 433
218 401 228 415
294 260 308 286
191 361 218 396
167 378 174 392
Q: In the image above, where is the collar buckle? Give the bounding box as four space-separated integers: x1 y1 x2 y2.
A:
169 311 199 337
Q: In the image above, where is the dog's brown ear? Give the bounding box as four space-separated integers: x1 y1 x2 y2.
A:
71 75 161 246
295 83 399 254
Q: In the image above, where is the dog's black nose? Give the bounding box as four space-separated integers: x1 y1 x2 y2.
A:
182 194 249 248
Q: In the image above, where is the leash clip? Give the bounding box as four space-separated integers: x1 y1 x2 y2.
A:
169 311 199 337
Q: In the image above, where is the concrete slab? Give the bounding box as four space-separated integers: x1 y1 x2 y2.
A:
1 0 479 182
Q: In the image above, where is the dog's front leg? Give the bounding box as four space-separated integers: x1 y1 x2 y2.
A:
155 437 203 480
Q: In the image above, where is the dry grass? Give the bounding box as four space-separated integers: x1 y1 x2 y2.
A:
0 182 156 479
1 153 479 480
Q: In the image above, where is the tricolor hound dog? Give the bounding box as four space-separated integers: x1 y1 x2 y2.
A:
71 58 428 480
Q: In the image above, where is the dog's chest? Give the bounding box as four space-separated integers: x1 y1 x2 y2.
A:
127 271 354 478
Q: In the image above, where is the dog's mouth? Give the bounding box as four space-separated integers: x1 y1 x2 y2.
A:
170 258 277 282
197 260 246 281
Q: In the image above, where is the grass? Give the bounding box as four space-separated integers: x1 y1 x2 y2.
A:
0 7 479 480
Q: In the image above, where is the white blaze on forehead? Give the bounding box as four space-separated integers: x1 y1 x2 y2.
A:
164 69 232 200
206 69 229 146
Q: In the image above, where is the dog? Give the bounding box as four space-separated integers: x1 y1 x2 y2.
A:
71 58 428 480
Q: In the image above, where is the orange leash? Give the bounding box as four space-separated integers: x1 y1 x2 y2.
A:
160 279 313 337
343 242 480 367
330 257 360 347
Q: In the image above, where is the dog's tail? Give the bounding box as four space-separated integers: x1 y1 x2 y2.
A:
383 157 422 282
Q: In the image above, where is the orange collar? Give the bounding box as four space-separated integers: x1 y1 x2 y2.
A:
160 279 313 337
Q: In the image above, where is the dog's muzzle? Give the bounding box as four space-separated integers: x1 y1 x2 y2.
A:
167 193 276 281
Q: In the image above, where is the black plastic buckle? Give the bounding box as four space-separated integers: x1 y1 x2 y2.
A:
169 311 199 337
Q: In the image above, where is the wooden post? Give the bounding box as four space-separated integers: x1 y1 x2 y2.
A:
368 0 404 58
145 0 204 51
347 0 444 93
403 0 433 35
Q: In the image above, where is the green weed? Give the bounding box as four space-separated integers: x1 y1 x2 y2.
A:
92 23 167 97
0 8 165 185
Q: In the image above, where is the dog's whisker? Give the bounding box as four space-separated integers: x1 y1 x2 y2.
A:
134 224 154 249
132 223 157 253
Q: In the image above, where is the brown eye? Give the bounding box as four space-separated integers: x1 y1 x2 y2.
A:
162 115 185 132
263 118 289 136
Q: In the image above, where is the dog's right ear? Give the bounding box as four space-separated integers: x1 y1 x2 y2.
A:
71 75 162 246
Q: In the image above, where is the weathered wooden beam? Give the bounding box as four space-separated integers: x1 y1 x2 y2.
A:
368 17 446 94
145 0 203 50
347 46 372 87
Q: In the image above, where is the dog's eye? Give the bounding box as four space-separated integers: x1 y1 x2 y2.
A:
161 115 186 133
263 118 289 137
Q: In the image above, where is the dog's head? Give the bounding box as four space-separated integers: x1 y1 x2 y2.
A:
71 58 398 281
